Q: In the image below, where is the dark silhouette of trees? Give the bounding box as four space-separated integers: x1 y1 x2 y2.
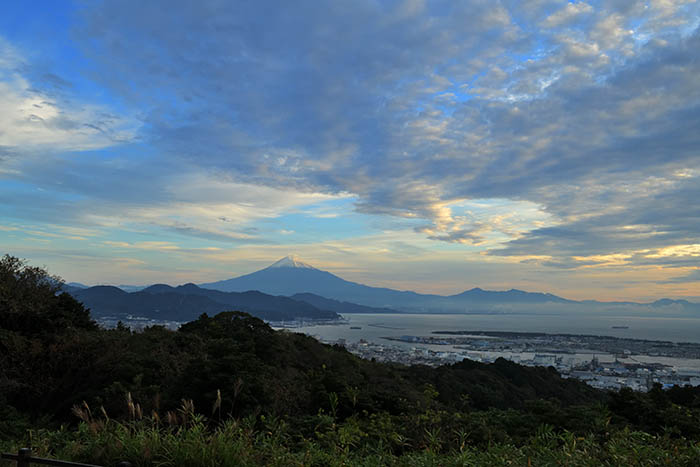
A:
0 254 96 335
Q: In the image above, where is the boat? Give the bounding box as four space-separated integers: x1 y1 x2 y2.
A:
611 326 629 329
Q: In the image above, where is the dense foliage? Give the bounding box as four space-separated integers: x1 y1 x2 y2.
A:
2 255 700 465
69 284 340 322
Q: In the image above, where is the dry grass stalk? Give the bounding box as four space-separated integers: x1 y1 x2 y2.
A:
71 402 90 423
99 405 109 422
126 392 135 419
212 389 222 415
166 410 178 426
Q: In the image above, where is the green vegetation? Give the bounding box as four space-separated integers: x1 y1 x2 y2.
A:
2 255 700 465
5 411 700 466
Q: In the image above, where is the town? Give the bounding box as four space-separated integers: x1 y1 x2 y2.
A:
334 331 700 392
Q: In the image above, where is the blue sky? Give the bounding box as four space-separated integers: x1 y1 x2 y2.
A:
1 0 699 300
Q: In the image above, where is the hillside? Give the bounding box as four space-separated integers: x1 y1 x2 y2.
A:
68 283 340 322
290 292 402 314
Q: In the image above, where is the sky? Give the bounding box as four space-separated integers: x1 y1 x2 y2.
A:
1 0 699 301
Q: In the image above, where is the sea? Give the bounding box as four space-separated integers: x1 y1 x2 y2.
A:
286 312 700 373
291 312 700 344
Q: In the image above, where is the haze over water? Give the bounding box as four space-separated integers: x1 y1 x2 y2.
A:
294 313 700 345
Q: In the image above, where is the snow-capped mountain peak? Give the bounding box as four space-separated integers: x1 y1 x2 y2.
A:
268 255 316 270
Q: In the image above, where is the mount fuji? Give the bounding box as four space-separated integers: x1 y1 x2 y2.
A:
200 255 423 308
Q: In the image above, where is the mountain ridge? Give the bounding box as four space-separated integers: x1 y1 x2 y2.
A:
199 256 699 313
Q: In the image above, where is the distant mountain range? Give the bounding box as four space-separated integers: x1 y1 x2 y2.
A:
200 255 700 314
66 256 700 320
200 255 576 311
290 293 400 315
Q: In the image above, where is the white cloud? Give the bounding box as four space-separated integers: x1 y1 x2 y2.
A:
0 38 138 153
77 171 351 243
541 2 594 28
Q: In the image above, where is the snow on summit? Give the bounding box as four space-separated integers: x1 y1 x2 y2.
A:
268 255 316 269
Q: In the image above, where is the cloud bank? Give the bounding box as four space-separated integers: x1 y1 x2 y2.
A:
1 0 699 295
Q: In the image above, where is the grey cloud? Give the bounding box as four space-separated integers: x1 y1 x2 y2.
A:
9 151 173 205
74 0 526 177
4 0 699 266
535 259 601 269
167 222 270 244
0 146 15 160
421 228 484 244
659 270 700 284
490 179 700 261
387 241 427 256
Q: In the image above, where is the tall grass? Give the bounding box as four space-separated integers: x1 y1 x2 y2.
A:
3 397 700 466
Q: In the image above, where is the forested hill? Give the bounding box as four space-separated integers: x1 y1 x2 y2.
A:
3 308 602 426
66 282 340 322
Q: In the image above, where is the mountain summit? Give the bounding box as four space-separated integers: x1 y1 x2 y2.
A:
199 257 370 300
198 259 458 310
268 255 316 270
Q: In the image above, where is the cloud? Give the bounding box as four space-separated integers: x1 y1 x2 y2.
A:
541 2 594 28
660 269 700 283
0 148 348 246
0 38 138 153
72 6 696 185
1 0 699 293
